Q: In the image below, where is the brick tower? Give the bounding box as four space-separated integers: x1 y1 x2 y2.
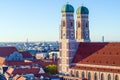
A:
58 4 76 74
76 6 90 42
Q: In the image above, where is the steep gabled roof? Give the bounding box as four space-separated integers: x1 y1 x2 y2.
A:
72 42 120 66
0 47 18 57
0 47 32 59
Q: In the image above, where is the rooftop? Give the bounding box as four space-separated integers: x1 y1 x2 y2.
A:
73 42 120 66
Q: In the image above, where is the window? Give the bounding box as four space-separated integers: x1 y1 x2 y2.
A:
108 74 111 80
94 73 97 80
71 70 74 76
62 21 65 26
66 67 69 72
115 75 119 80
78 22 80 27
88 72 91 80
76 71 79 77
71 22 73 27
62 14 65 17
82 72 85 79
86 23 88 27
101 73 104 80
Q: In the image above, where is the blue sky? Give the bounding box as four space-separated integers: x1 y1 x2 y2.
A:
0 0 120 42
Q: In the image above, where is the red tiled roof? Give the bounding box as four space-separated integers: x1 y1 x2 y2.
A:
4 68 14 78
12 68 40 75
38 61 57 67
73 42 120 66
20 52 32 58
5 60 57 68
0 47 32 58
5 60 33 66
32 60 57 67
0 47 18 57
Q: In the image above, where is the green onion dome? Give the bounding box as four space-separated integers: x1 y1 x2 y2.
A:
61 4 74 13
76 6 89 14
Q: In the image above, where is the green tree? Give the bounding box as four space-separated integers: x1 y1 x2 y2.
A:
44 64 58 75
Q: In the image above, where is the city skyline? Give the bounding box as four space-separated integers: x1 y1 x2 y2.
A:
0 0 120 42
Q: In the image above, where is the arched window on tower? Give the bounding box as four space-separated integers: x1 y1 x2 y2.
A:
71 70 74 76
62 21 65 27
71 22 73 27
94 73 97 80
108 74 111 80
76 71 79 77
78 22 80 27
88 72 91 80
101 73 104 80
82 72 85 79
115 75 119 80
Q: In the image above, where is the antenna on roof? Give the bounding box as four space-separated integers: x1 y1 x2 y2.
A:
102 36 104 42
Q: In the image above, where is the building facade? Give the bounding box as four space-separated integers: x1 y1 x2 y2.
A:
59 4 77 74
59 3 120 80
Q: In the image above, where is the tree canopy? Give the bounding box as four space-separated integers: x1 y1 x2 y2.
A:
44 64 58 75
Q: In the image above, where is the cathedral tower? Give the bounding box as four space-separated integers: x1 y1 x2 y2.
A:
76 6 90 42
59 4 76 74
